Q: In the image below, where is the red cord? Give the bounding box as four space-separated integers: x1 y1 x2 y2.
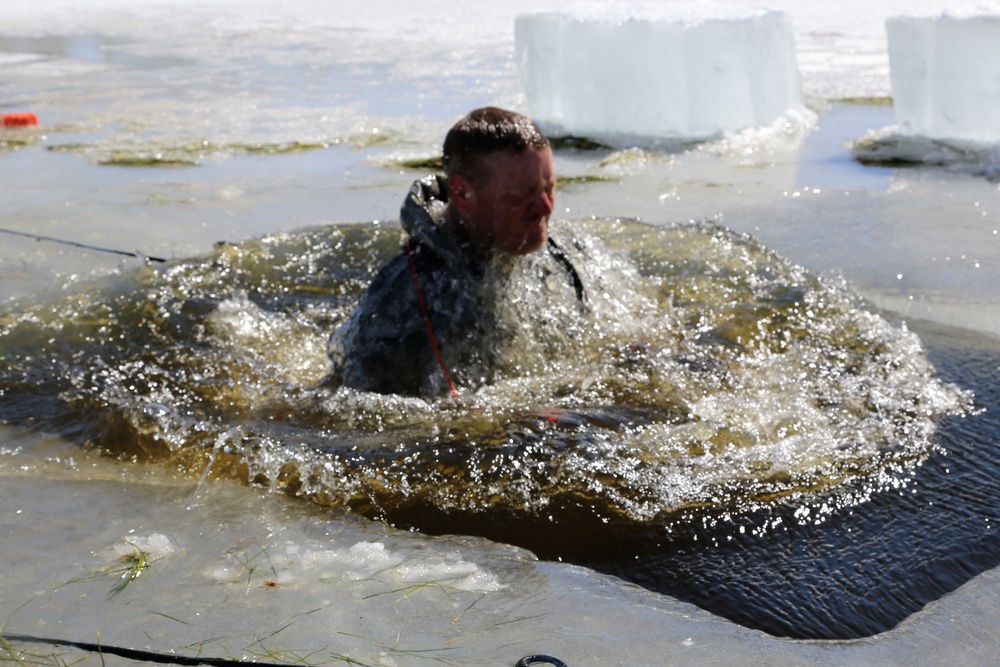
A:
406 240 459 398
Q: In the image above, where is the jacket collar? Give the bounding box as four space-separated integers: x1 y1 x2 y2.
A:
400 175 475 270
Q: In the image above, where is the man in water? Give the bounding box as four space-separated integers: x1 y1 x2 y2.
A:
328 106 586 396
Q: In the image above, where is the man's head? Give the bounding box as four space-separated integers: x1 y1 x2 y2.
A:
442 107 555 257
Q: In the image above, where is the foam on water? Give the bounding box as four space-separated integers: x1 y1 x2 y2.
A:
204 539 505 591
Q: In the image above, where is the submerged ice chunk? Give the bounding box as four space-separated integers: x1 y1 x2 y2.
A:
888 14 1000 143
515 3 803 141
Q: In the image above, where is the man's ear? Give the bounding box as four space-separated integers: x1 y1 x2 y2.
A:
448 173 475 216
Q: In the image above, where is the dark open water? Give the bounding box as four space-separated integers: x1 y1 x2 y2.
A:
582 321 1000 639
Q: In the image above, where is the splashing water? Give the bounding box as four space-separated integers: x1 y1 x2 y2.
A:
0 218 971 557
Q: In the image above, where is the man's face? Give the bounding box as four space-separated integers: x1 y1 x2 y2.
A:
454 146 556 257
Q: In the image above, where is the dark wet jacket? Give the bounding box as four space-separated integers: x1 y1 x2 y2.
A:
329 175 586 396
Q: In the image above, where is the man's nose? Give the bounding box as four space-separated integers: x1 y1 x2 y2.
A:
532 190 554 217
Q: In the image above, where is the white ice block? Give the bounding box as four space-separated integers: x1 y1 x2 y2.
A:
515 4 803 142
888 14 1000 143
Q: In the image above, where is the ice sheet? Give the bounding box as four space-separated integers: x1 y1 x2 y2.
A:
888 14 1000 142
516 6 804 141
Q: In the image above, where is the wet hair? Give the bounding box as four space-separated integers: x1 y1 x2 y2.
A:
442 107 549 185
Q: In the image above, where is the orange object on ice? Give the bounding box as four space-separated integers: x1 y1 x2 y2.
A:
2 113 38 127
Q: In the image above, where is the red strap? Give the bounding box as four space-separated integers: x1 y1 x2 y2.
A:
406 240 459 398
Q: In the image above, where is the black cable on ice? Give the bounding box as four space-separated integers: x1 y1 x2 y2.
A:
0 226 168 263
3 633 293 667
4 634 569 667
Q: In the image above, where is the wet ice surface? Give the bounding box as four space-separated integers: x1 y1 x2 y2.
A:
2 0 1000 664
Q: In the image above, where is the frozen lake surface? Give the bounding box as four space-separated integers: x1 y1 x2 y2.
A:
2 1 1000 665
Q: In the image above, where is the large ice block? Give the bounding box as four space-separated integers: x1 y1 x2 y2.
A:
888 14 1000 143
515 4 803 142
